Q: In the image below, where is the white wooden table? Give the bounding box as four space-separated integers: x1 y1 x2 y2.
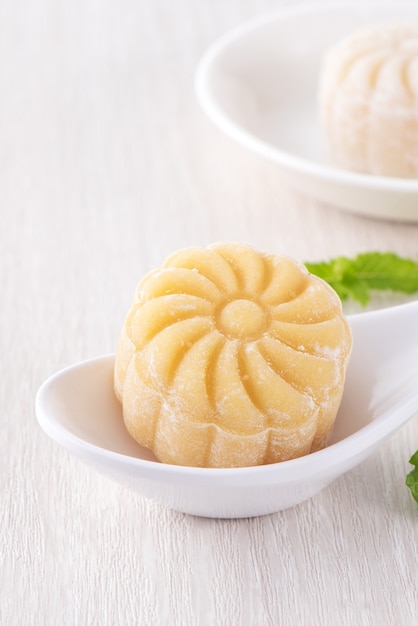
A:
1 1 418 624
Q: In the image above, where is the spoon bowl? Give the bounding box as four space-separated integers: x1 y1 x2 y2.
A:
35 301 418 518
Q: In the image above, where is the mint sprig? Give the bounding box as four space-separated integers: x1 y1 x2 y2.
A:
406 451 418 503
305 252 418 306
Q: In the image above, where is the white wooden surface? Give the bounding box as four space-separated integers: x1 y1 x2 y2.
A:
1 1 418 624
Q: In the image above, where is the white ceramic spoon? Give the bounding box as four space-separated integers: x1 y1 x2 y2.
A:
35 301 418 518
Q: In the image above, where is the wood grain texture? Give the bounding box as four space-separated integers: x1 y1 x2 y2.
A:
1 0 418 624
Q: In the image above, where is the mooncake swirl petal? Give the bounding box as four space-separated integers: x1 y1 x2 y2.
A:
209 242 268 294
139 267 223 304
164 246 239 294
126 294 214 348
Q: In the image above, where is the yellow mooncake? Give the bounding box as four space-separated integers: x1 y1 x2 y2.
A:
319 23 418 178
114 243 352 468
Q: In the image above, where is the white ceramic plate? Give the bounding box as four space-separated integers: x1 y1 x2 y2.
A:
35 302 418 518
195 2 418 222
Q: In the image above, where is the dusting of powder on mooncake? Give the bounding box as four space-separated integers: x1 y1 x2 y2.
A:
319 23 418 178
114 243 352 468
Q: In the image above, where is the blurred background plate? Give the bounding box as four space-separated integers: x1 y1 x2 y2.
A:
196 1 418 222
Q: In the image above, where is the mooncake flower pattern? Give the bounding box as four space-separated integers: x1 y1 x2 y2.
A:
114 243 352 468
320 24 418 178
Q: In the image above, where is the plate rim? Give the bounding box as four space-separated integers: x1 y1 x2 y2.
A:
195 1 418 207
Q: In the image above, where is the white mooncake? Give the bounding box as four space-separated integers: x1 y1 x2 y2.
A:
319 23 418 178
114 243 352 468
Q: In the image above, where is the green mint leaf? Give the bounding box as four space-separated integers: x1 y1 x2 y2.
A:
406 451 418 504
305 252 418 305
352 252 418 293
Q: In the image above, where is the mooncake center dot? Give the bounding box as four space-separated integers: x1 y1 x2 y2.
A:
217 299 267 339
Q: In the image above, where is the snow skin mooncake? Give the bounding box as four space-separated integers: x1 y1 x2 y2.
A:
114 243 352 468
319 23 418 178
